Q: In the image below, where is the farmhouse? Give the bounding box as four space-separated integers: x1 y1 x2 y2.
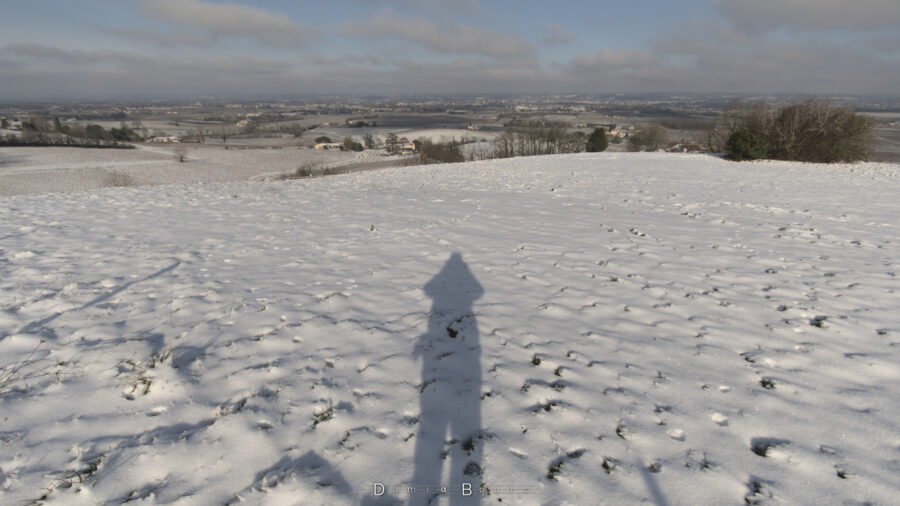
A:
148 135 181 143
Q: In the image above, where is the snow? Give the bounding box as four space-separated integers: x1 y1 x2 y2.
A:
1 152 899 505
0 145 388 196
396 129 499 143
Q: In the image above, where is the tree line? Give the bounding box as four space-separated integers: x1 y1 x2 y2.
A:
1 116 138 148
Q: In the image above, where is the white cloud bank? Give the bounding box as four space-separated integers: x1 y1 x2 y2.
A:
341 14 534 60
139 0 315 47
713 0 900 31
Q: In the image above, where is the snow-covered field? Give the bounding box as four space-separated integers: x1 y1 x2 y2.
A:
1 153 899 505
0 146 388 196
395 129 500 143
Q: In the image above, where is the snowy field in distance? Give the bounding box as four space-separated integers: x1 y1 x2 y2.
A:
0 145 388 196
1 153 899 505
395 129 500 143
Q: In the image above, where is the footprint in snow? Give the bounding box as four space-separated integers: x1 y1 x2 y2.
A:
745 476 776 503
546 449 586 480
750 437 790 457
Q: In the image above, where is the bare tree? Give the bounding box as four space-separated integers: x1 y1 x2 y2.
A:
703 100 770 153
490 121 584 158
771 99 873 162
627 123 668 152
716 98 873 162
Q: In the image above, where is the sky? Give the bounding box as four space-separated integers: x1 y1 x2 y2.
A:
1 0 898 99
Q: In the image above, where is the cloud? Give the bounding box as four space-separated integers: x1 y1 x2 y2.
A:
127 54 290 76
547 13 900 96
566 48 658 72
100 27 213 47
0 41 553 98
0 49 293 99
542 23 575 46
712 0 900 31
341 14 534 60
2 43 289 75
654 26 900 93
356 0 482 12
4 19 899 99
866 35 900 53
306 53 386 66
139 0 315 47
3 43 105 64
311 58 557 94
0 58 24 70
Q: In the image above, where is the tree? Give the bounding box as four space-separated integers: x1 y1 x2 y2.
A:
363 133 375 149
725 129 770 161
716 98 873 163
0 118 8 129
489 121 584 158
343 136 364 152
627 123 668 152
25 115 50 134
704 100 772 154
110 124 139 142
85 124 110 144
585 127 608 152
386 132 399 153
287 124 304 137
415 138 465 164
315 135 332 144
770 99 872 163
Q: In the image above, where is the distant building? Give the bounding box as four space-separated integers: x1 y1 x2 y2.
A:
314 143 342 150
148 136 181 143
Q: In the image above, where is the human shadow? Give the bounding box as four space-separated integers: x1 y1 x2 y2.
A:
410 252 484 505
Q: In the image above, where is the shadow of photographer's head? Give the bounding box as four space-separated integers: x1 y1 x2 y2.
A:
424 252 483 309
